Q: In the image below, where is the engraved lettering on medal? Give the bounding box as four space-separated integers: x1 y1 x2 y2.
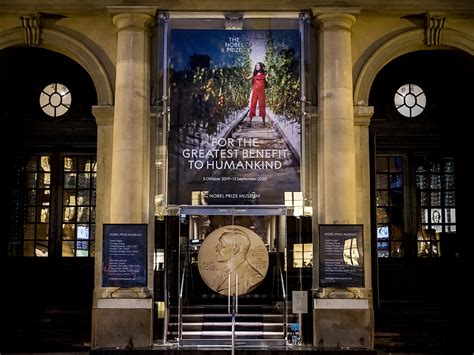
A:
198 225 269 296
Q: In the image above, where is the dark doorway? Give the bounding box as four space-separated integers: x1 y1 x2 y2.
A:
369 49 473 353
0 46 97 352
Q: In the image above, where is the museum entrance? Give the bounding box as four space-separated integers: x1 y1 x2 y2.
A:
167 206 290 347
156 12 313 347
161 206 313 347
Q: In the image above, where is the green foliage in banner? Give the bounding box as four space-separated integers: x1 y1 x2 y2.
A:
170 45 251 136
265 36 301 122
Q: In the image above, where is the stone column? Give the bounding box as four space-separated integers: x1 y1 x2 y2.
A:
312 9 373 349
354 106 374 294
110 8 154 224
92 7 156 349
91 105 114 302
316 11 357 224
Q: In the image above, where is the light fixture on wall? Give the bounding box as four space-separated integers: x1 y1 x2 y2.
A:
224 13 243 30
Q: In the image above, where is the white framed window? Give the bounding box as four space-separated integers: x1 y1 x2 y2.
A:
394 84 426 118
39 83 72 117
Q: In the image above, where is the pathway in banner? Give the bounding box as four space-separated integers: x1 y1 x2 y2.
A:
203 115 300 204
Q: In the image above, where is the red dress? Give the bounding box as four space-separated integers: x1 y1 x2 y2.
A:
249 72 266 118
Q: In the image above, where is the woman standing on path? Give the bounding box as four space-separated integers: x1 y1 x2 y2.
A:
245 62 269 127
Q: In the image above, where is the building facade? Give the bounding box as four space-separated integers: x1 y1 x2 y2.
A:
1 0 473 352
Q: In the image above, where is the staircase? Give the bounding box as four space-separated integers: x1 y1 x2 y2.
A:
168 250 291 347
169 303 289 347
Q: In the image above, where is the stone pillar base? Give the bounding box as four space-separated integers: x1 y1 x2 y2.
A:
313 299 373 348
92 298 153 348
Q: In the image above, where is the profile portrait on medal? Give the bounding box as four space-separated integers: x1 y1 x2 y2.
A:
198 225 269 296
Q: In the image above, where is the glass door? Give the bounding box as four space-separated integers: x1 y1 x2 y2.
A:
176 207 288 347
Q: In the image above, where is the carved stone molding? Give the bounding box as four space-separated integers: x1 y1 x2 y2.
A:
19 13 42 46
425 12 446 47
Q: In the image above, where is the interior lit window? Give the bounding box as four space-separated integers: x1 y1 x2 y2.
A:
376 156 404 258
416 157 456 257
23 155 51 257
376 155 456 259
62 156 97 257
343 238 361 266
293 243 312 268
8 154 96 258
39 83 72 117
394 84 426 118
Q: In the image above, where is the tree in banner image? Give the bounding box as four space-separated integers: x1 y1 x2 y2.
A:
265 36 301 123
172 45 251 138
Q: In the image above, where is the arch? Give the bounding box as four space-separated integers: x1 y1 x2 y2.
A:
0 26 113 105
354 28 474 105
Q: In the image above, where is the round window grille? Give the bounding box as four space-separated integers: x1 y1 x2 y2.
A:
39 83 71 117
394 84 426 118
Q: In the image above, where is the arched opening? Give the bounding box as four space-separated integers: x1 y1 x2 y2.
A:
1 46 98 351
369 49 473 352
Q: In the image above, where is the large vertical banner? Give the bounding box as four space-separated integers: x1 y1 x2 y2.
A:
168 29 301 205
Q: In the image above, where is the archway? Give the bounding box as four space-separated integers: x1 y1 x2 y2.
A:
368 48 473 353
0 26 113 105
354 28 474 106
0 44 100 351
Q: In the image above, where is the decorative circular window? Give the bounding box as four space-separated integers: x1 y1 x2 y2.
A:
394 84 426 118
39 83 72 117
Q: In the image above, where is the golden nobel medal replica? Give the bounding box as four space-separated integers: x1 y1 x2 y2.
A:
198 225 269 296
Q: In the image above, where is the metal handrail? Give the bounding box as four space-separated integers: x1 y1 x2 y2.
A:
279 265 286 300
231 308 236 355
231 273 238 355
279 263 288 343
235 273 238 314
228 274 231 314
179 263 186 299
177 263 187 343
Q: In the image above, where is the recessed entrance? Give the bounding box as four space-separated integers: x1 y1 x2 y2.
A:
162 206 312 348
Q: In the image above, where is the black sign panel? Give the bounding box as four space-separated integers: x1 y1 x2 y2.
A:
319 224 364 288
102 224 147 288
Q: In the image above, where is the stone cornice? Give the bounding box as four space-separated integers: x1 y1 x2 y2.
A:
313 10 359 31
425 11 447 46
1 2 473 16
92 105 114 126
19 12 41 46
108 9 156 32
312 7 361 17
354 105 374 126
107 5 157 17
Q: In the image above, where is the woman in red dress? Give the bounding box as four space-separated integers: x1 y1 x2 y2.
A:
245 62 269 127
